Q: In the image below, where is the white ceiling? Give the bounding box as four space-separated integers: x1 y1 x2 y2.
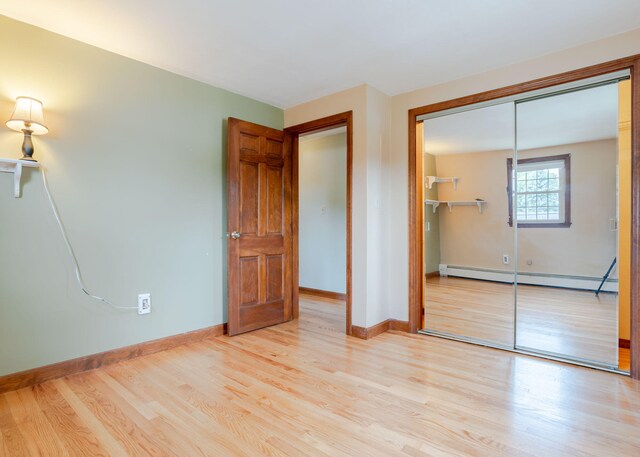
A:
2 1 640 108
424 83 619 155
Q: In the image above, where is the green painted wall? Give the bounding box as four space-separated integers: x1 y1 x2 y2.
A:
299 133 347 294
423 153 441 273
0 16 283 376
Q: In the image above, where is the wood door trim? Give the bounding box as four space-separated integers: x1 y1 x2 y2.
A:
285 111 353 335
409 54 640 118
0 323 227 394
408 54 640 379
299 287 347 301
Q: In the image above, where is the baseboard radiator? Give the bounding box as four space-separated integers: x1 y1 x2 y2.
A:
439 264 619 293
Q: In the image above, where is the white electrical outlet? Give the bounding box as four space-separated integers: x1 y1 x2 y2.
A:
502 254 510 265
138 293 151 315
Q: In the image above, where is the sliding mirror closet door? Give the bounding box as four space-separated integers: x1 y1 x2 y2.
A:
514 80 629 371
421 103 516 349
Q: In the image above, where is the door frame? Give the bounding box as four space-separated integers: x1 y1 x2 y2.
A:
407 54 640 379
285 111 354 335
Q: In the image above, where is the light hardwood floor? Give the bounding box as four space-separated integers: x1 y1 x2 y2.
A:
424 276 624 369
2 294 640 456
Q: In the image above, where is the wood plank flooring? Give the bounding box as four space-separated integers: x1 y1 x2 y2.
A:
424 276 622 368
424 276 515 346
2 294 640 456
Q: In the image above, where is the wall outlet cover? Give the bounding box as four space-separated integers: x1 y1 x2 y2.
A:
138 293 151 315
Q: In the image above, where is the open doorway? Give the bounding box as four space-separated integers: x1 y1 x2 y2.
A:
297 127 347 331
286 112 353 335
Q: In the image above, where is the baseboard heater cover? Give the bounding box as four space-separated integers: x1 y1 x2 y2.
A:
439 264 618 293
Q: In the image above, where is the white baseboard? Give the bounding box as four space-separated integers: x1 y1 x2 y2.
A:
440 265 618 293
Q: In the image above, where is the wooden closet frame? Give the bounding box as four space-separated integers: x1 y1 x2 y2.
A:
407 54 640 379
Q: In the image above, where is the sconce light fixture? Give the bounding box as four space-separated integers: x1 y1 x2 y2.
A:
6 96 48 161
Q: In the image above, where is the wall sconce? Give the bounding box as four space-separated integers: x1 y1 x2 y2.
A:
5 96 48 161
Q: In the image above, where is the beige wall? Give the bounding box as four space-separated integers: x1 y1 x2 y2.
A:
286 85 367 326
434 140 617 277
433 148 514 271
0 17 282 376
365 85 391 326
285 85 392 327
299 132 347 294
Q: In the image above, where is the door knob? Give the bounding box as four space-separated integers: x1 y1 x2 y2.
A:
230 231 241 240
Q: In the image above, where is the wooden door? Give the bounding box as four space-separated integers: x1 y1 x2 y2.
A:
227 118 293 336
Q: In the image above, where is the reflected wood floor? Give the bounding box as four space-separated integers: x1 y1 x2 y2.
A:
425 276 623 369
2 294 640 456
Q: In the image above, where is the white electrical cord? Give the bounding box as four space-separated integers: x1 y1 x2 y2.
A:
40 166 137 310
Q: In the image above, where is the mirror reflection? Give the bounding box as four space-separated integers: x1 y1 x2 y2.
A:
420 77 631 373
422 102 515 349
515 82 627 370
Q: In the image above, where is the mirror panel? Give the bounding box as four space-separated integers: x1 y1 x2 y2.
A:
514 82 624 370
422 103 516 349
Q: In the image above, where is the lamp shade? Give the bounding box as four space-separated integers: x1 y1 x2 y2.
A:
6 96 48 135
